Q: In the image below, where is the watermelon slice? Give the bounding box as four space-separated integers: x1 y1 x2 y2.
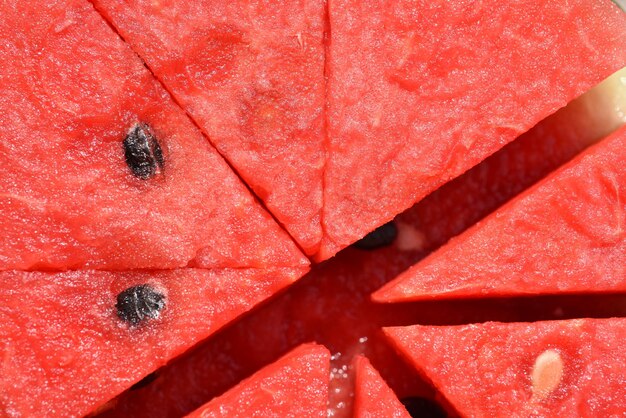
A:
353 356 410 418
92 72 626 417
384 318 626 417
374 125 626 302
86 0 626 260
0 267 306 417
319 0 626 260
0 0 306 270
185 344 330 418
90 0 326 256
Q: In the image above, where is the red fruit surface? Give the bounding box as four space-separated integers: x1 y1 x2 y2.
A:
375 125 626 302
186 344 330 418
0 267 306 417
91 0 326 255
319 0 626 260
353 356 410 418
0 0 306 270
385 318 626 417
94 77 626 418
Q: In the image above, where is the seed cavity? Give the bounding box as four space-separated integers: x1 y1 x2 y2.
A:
123 123 164 179
116 284 166 326
530 349 564 402
400 397 447 418
353 221 398 250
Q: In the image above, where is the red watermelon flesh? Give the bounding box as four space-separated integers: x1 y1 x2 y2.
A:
353 356 410 418
375 125 626 303
0 266 306 417
391 67 626 258
185 344 330 418
319 0 626 260
90 0 326 256
384 318 626 417
0 0 306 271
92 77 626 418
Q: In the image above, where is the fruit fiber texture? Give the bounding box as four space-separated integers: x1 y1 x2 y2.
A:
93 75 626 418
0 0 306 270
0 267 305 417
186 344 330 418
375 125 626 302
353 356 410 418
91 0 326 256
385 318 626 418
320 0 626 260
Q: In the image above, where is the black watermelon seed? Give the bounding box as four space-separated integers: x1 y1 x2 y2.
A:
129 371 159 391
353 221 398 250
400 397 447 418
123 123 164 179
116 284 166 326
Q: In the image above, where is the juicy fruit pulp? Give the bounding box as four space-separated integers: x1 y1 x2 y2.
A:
385 318 626 417
375 125 626 302
0 267 305 417
319 0 626 259
91 0 327 256
353 356 411 418
186 344 330 418
94 71 626 417
1 0 626 416
0 0 306 271
91 0 626 260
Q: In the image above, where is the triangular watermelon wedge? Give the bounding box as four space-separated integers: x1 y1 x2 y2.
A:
353 356 410 418
0 267 307 417
319 0 626 260
374 125 626 302
0 0 306 270
185 344 330 418
91 0 326 256
384 319 626 417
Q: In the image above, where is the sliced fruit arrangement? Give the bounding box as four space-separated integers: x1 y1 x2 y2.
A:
90 0 327 256
1 0 626 416
375 125 626 302
186 344 330 418
0 268 305 417
90 0 626 260
0 1 309 416
385 318 626 417
319 0 626 259
353 356 411 418
94 68 626 418
0 0 306 271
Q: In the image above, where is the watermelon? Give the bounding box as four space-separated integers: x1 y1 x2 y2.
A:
319 0 626 260
374 125 626 302
0 267 306 417
90 0 326 256
2 0 626 416
0 0 306 270
353 356 410 418
384 318 626 417
391 67 626 259
92 74 626 417
86 0 626 260
185 344 330 418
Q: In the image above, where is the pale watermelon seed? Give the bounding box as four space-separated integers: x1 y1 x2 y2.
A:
530 349 564 402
